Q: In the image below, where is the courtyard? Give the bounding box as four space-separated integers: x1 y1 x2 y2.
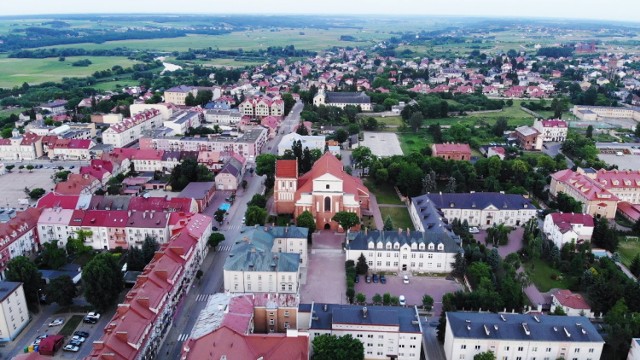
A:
360 131 404 157
299 231 347 304
0 167 58 209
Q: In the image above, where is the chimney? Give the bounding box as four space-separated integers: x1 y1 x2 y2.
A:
93 341 105 350
406 228 410 236
143 211 146 219
115 331 128 342
364 227 368 235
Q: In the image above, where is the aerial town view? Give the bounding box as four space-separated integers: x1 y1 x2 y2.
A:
0 1 640 359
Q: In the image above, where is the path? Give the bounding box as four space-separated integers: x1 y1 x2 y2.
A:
368 194 384 230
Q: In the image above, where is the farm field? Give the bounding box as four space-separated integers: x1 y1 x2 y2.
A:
0 55 139 88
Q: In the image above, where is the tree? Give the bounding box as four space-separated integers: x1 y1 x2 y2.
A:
492 117 509 137
630 254 640 277
255 153 277 189
5 164 14 172
295 121 309 135
214 209 226 224
66 230 93 257
383 216 394 231
168 158 213 191
332 211 360 231
39 240 67 270
208 233 225 248
356 253 369 275
372 293 382 305
141 235 159 264
46 275 76 307
474 351 496 360
5 256 42 311
28 188 46 200
83 253 123 312
26 164 34 172
245 205 267 226
409 112 423 133
586 125 594 138
296 210 316 243
551 306 567 316
247 194 267 208
334 128 349 144
184 92 196 106
383 292 392 305
422 294 434 311
355 293 366 304
126 246 146 272
312 334 364 360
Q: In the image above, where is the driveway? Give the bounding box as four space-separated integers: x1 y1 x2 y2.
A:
473 226 525 258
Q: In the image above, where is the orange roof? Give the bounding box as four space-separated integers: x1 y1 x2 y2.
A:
433 143 471 154
276 159 298 178
296 152 369 200
552 289 591 310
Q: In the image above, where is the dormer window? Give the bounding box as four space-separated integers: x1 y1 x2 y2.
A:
386 243 392 250
377 242 383 249
437 243 444 251
368 241 374 249
419 243 425 250
428 243 435 250
393 243 400 249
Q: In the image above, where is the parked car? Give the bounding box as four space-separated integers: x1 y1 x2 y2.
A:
469 227 480 234
71 335 86 343
83 312 100 324
63 344 80 352
32 335 48 346
48 318 64 327
354 275 359 283
399 295 406 306
74 331 89 338
69 339 83 347
365 275 371 283
380 275 386 284
372 274 379 283
403 275 409 284
69 165 74 169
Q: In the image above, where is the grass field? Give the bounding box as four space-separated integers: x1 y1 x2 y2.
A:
58 315 84 337
0 107 26 118
364 179 402 205
398 132 432 154
380 206 414 231
618 239 640 267
0 55 140 88
374 116 404 127
524 258 572 292
91 79 138 91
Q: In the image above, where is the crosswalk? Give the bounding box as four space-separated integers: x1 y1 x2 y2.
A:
215 244 232 252
177 333 190 342
225 225 244 231
195 293 215 302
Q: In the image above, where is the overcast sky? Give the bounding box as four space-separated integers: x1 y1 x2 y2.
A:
1 0 639 23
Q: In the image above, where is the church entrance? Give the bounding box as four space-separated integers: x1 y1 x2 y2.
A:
324 223 331 230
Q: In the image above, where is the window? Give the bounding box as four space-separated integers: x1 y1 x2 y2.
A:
546 348 552 352
505 346 510 351
324 197 331 212
518 347 523 351
532 347 537 352
368 335 374 338
284 311 289 317
574 349 580 353
461 345 466 349
588 349 594 353
325 184 330 190
475 345 481 350
269 319 275 325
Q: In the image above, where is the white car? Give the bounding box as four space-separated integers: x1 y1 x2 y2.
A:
469 227 480 234
48 318 64 327
399 295 406 306
403 275 409 284
71 335 86 343
63 344 80 352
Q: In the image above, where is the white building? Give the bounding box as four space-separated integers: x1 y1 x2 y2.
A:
223 226 306 294
543 213 594 250
628 338 640 360
313 89 372 111
0 208 41 280
37 208 75 247
239 96 285 117
204 109 242 125
550 289 594 318
0 282 29 341
129 103 175 121
163 110 202 136
444 312 604 360
299 303 423 360
0 131 42 161
277 133 326 156
102 108 163 148
533 119 568 142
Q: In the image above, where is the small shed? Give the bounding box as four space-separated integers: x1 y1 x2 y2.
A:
38 335 64 355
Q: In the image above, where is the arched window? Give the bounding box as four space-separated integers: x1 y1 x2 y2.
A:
324 196 331 212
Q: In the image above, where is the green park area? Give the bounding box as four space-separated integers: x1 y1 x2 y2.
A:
364 179 403 205
380 207 414 231
618 238 640 267
524 258 572 292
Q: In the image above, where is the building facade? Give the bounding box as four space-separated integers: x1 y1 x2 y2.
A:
277 133 326 156
431 143 471 161
543 213 594 250
0 208 41 280
514 125 543 150
164 85 197 106
549 169 621 219
102 109 163 148
0 282 29 341
312 89 372 111
533 119 568 142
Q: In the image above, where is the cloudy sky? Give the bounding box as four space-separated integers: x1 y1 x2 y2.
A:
1 0 639 23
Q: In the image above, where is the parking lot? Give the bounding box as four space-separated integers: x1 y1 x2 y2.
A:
0 167 59 209
354 274 462 316
300 231 346 304
360 132 404 157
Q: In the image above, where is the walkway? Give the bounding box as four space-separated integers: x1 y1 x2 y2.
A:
368 194 384 230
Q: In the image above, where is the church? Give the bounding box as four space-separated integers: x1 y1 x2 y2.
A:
312 88 372 111
274 153 370 231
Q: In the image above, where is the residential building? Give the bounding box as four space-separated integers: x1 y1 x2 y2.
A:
278 133 326 156
346 229 460 273
223 226 305 294
177 182 216 212
550 289 594 318
514 125 543 150
80 160 114 185
424 192 537 229
0 282 29 341
543 213 594 250
0 208 42 280
0 130 43 161
431 143 471 161
239 96 285 117
164 85 198 106
51 138 95 160
129 103 176 121
312 89 372 111
37 208 75 247
533 119 568 142
486 146 506 160
298 303 423 360
444 312 604 360
204 108 242 125
196 151 224 172
125 210 170 247
274 153 370 231
549 169 620 218
39 99 68 115
54 174 101 196
628 338 640 360
102 109 163 148
215 154 245 190
163 110 202 136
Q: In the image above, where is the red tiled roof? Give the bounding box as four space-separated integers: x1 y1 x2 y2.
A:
276 159 298 178
128 197 195 213
433 143 471 154
541 119 568 128
54 174 98 195
36 193 79 209
552 289 591 310
551 169 619 202
550 213 594 227
617 202 640 222
0 208 42 252
296 152 369 201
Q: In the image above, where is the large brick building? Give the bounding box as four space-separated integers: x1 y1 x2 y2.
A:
431 143 471 161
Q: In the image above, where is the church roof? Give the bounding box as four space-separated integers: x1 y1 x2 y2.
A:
325 91 371 104
296 153 369 200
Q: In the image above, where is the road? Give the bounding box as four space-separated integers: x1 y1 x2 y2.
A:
157 102 303 359
541 142 575 169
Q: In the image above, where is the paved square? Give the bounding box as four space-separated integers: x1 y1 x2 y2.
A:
300 249 346 304
355 275 462 316
360 132 403 157
0 168 57 209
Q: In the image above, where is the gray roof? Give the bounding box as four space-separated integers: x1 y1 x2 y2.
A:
219 157 243 177
447 312 604 343
304 303 421 333
326 91 371 104
347 230 461 253
178 182 215 199
0 282 22 302
426 192 536 211
411 194 463 241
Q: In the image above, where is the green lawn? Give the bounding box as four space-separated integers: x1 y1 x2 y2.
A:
379 206 414 231
364 179 403 205
91 79 138 91
0 55 140 88
374 116 404 127
0 107 26 118
166 57 265 68
524 259 571 292
618 239 640 267
398 132 431 154
58 315 84 337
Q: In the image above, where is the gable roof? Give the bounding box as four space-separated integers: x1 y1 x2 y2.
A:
426 192 536 211
296 152 369 200
325 91 371 104
552 289 591 310
276 159 298 178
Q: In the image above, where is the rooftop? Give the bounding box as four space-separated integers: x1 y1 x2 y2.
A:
305 303 422 333
0 281 22 302
426 192 536 211
552 289 591 310
275 159 298 178
325 91 371 104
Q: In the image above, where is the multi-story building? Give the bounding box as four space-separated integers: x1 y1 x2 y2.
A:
0 130 43 161
140 127 267 162
549 168 621 218
312 89 372 111
102 109 163 148
223 226 306 294
514 125 543 150
298 303 423 360
51 139 95 160
533 119 568 142
444 312 603 360
239 96 285 117
423 192 537 229
37 208 75 247
163 110 202 136
0 282 29 341
572 105 640 122
129 103 176 121
274 153 370 231
204 109 242 125
0 208 41 280
431 143 471 161
346 229 460 273
277 133 326 156
39 99 68 115
543 213 594 250
164 85 198 106
215 154 245 190
125 210 170 248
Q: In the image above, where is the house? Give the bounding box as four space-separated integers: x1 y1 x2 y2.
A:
298 303 423 360
196 151 224 172
215 154 245 190
444 312 604 360
313 88 372 111
164 85 197 106
543 213 594 250
533 119 568 142
274 153 370 231
549 169 620 219
163 110 202 136
124 210 170 247
51 138 95 160
431 143 471 161
550 289 594 318
514 126 542 150
425 192 537 229
177 182 216 212
80 160 114 185
278 133 326 156
54 174 101 196
0 130 43 161
204 108 242 125
0 208 42 279
0 282 29 341
39 100 68 115
487 146 506 160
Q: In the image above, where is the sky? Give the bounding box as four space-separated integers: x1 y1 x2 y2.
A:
1 0 639 23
